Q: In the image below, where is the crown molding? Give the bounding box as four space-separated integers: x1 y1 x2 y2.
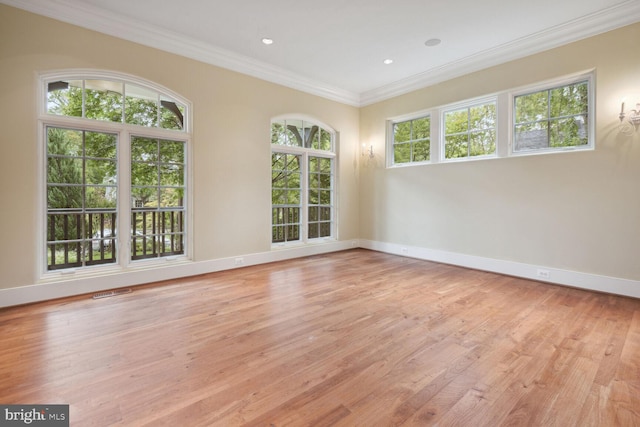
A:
1 0 361 106
360 0 640 106
3 0 640 107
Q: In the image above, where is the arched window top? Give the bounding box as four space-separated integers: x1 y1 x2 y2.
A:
42 70 189 132
271 116 334 152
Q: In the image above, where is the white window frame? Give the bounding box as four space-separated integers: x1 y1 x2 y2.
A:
440 95 498 163
385 69 595 169
387 112 432 167
38 69 193 279
509 71 595 156
270 115 337 247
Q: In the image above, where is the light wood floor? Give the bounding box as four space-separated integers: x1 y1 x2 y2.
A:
1 249 639 426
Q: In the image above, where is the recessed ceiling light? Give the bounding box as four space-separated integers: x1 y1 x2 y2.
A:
261 38 274 45
424 38 441 47
383 59 393 65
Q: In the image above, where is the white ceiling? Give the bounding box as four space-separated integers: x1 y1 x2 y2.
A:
5 0 640 106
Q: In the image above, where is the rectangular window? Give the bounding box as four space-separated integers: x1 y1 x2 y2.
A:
46 126 118 270
392 116 431 165
308 156 333 239
443 101 496 160
131 136 186 260
514 80 589 153
272 152 302 243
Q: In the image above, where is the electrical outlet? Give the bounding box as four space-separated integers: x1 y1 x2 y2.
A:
234 257 244 266
536 269 550 280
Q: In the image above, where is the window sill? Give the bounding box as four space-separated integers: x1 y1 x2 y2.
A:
38 256 192 284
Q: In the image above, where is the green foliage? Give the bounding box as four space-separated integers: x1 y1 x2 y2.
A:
47 79 185 130
392 116 430 164
271 152 302 206
45 78 187 267
271 120 333 151
514 81 588 151
444 103 496 159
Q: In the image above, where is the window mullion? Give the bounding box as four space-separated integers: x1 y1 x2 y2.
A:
301 153 309 243
119 130 131 267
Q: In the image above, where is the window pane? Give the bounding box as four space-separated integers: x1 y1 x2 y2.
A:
132 163 158 186
319 158 332 173
394 121 411 143
160 164 184 186
320 207 331 221
86 186 117 209
85 132 117 159
445 109 468 134
309 157 319 172
47 128 82 157
320 129 332 151
413 140 430 162
309 173 319 189
319 173 331 189
160 188 184 208
319 190 331 205
413 117 430 139
47 213 82 242
394 143 411 164
47 158 83 184
47 186 82 209
284 120 303 147
271 122 285 145
84 80 123 122
514 122 549 151
550 82 588 117
320 222 331 238
309 206 319 221
287 171 301 188
309 189 318 204
515 90 548 123
308 223 319 239
470 104 495 130
86 159 116 185
470 130 496 156
307 124 320 149
160 140 185 164
131 138 158 162
550 117 588 147
160 97 185 130
125 84 158 127
47 80 83 117
445 134 468 159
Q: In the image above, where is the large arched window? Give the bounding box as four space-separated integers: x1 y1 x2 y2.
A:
271 117 336 245
41 71 190 272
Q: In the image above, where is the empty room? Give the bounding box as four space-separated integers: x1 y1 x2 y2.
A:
1 0 639 425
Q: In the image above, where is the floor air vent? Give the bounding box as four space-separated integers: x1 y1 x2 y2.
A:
92 288 132 299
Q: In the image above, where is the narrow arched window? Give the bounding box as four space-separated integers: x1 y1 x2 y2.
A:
41 71 190 272
271 117 336 245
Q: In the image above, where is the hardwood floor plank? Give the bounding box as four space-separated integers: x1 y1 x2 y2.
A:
1 249 639 426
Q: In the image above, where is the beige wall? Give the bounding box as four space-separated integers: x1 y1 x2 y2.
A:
1 4 639 295
0 6 360 290
360 22 640 281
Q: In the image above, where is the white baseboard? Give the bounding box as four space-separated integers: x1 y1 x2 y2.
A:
360 240 640 299
3 238 637 308
0 239 359 308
